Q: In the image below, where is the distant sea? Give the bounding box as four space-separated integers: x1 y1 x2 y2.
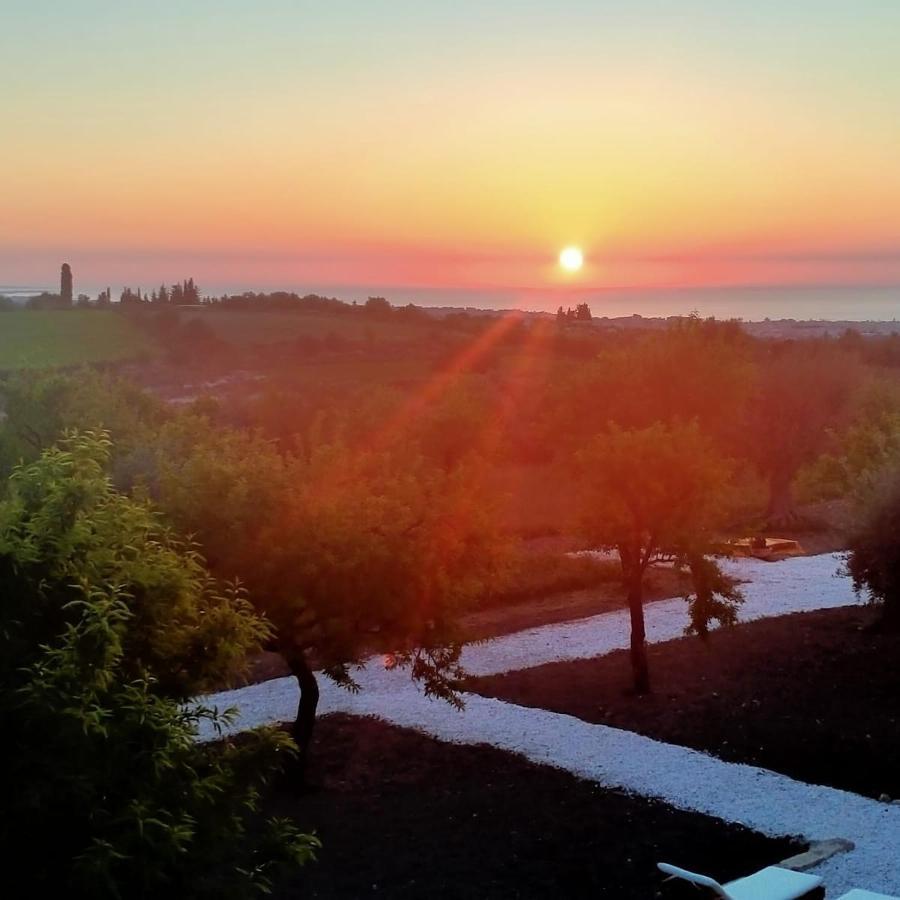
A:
228 283 900 322
8 282 900 323
321 284 900 322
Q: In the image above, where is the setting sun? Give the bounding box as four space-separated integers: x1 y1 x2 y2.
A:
559 247 584 272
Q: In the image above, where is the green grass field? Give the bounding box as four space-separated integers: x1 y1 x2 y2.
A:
0 311 157 369
0 307 444 371
177 308 436 345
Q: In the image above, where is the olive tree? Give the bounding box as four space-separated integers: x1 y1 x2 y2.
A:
744 345 863 527
576 422 740 693
148 416 510 775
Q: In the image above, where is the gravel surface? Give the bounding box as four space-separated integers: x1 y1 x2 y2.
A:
198 553 900 897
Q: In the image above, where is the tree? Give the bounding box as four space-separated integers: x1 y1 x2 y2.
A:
364 295 392 317
185 277 200 304
0 369 164 478
0 430 269 698
845 465 900 630
799 377 900 502
0 432 317 896
146 416 509 775
545 318 754 460
575 302 592 321
576 422 737 693
745 344 863 527
412 377 493 469
61 262 73 305
27 290 65 309
261 447 509 769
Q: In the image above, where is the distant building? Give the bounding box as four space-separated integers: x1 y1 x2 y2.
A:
60 263 73 305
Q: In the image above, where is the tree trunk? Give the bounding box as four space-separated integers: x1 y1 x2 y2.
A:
627 571 651 694
687 553 711 640
766 466 800 530
285 650 319 783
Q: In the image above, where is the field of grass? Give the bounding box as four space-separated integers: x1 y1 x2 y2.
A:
177 308 437 345
0 310 157 369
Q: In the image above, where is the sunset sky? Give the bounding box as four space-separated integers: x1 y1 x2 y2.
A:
3 1 900 307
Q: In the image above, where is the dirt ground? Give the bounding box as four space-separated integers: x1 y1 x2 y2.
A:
469 605 900 799
243 565 687 685
459 565 687 641
264 714 803 900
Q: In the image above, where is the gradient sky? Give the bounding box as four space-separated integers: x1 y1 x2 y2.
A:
3 1 900 304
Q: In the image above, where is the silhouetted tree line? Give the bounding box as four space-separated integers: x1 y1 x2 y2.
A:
25 292 62 310
205 290 430 322
837 328 900 368
22 280 204 309
121 278 202 306
13 271 430 321
556 302 592 323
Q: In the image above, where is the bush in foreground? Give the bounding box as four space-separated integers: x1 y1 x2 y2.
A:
846 465 900 630
0 432 317 897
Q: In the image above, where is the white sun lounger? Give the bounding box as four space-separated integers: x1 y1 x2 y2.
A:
835 892 900 899
658 862 824 899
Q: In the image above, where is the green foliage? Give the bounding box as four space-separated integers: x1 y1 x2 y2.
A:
845 466 900 627
0 309 156 369
481 548 620 609
255 445 512 689
147 413 290 577
171 309 432 347
547 318 754 453
137 409 510 703
681 553 744 638
0 368 164 477
800 413 900 502
2 370 511 719
577 421 732 563
743 344 864 521
237 382 404 458
0 431 317 897
6 588 318 898
576 421 741 689
0 430 267 698
411 376 493 469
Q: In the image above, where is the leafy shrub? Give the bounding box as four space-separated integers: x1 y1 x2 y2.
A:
0 431 317 897
480 548 620 609
845 465 900 629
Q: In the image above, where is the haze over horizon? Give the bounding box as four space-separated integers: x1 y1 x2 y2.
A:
4 2 900 318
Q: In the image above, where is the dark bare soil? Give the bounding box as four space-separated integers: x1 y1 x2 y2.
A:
459 565 685 642
266 714 802 900
468 606 900 799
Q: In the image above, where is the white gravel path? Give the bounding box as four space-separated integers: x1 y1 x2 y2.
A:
461 552 858 677
198 552 900 897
